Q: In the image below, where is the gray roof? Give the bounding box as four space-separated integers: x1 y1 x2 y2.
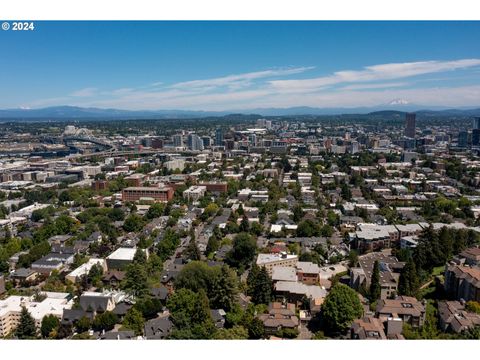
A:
144 317 173 339
102 330 136 340
79 294 112 313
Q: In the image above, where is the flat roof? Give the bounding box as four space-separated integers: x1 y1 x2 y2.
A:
107 247 137 261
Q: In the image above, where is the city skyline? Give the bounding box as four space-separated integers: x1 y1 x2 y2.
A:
1 21 480 110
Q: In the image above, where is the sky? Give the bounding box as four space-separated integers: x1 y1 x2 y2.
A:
1 21 480 110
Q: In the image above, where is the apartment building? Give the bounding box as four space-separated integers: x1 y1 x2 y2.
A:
122 186 174 203
444 264 480 302
0 293 73 337
183 185 207 202
256 253 298 275
376 296 426 328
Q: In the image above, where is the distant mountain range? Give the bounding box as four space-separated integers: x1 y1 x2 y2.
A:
0 104 479 119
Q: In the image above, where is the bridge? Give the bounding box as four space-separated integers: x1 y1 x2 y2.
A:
71 148 205 160
62 135 115 150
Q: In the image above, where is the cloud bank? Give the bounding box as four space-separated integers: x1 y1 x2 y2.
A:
29 59 480 110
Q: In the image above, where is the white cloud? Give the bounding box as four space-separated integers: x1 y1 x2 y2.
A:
70 87 97 97
269 59 480 91
340 82 408 91
25 59 480 110
171 66 315 91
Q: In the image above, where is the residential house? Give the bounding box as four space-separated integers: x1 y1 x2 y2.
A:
350 316 387 340
144 316 173 339
258 302 299 336
376 296 426 328
102 270 126 288
438 300 480 334
350 252 404 299
79 292 116 314
444 264 480 302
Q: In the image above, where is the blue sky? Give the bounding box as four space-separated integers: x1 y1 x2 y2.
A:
1 21 480 110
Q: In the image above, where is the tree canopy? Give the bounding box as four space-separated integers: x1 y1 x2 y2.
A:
321 284 363 334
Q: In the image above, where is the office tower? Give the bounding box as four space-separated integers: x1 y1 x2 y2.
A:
348 141 359 154
473 117 480 130
256 118 266 127
473 130 480 146
151 138 163 149
472 117 480 147
202 136 212 148
403 138 416 150
187 133 204 151
458 131 469 148
215 128 224 146
141 137 152 148
405 113 416 138
249 134 257 146
224 139 235 150
173 134 183 147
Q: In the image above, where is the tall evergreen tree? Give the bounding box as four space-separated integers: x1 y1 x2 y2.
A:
209 265 238 311
206 234 219 256
252 267 272 305
133 248 147 264
15 306 37 339
414 225 439 273
41 314 60 338
369 260 381 301
398 257 420 297
122 263 149 297
239 215 250 233
246 263 260 297
184 240 201 261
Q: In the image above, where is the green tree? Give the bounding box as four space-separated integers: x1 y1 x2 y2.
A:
167 288 216 339
369 260 381 301
246 264 260 296
296 219 321 237
251 266 272 305
40 314 60 338
133 248 147 265
466 301 480 314
209 265 238 311
123 214 145 232
225 232 257 271
321 284 363 334
184 240 201 261
145 203 165 219
92 311 118 332
348 250 358 267
247 317 265 339
206 234 220 256
122 308 145 336
398 257 420 297
157 228 180 261
76 316 92 333
122 263 149 297
133 296 163 320
87 263 104 285
174 261 238 311
239 216 250 233
15 306 37 339
292 204 305 223
108 208 125 221
214 325 248 339
203 203 219 218
250 222 264 236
